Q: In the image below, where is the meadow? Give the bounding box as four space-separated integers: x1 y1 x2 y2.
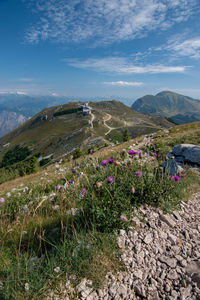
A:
0 123 200 299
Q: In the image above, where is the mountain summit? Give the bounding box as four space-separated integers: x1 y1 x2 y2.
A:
132 91 200 124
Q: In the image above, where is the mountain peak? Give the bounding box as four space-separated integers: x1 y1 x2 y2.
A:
132 91 200 124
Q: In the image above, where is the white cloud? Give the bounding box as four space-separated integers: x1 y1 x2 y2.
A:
19 78 34 82
0 91 27 95
25 0 199 45
166 36 200 59
66 57 188 74
16 91 27 95
104 81 143 87
51 92 59 96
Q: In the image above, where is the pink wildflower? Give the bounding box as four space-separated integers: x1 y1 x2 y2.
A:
100 160 108 166
107 176 115 183
108 158 114 163
135 171 143 176
81 188 87 197
128 150 138 155
120 214 128 221
56 185 61 191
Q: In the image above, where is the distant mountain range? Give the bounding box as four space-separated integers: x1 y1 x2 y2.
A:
0 90 199 138
0 100 172 161
0 93 71 137
0 93 134 137
132 91 200 124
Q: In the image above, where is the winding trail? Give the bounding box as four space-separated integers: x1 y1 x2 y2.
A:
103 114 115 136
90 112 95 129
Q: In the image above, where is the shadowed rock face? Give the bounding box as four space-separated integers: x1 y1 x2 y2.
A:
172 144 200 165
163 144 200 175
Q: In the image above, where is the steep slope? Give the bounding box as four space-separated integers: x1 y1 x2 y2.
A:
0 100 172 161
132 91 200 124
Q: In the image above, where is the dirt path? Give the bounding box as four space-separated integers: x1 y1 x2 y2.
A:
103 114 115 136
90 112 95 129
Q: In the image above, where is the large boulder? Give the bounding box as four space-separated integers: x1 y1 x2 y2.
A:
172 144 200 164
163 144 200 175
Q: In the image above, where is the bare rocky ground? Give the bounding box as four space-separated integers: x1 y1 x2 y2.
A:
47 191 200 300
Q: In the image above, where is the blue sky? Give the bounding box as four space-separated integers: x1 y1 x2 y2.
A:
0 0 200 100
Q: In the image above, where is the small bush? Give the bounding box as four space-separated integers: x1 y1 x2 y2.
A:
73 148 83 159
123 128 130 142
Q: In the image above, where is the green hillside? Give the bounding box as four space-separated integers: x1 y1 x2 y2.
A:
132 91 200 124
0 100 172 162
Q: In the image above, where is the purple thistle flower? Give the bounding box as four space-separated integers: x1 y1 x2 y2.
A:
107 176 115 183
0 197 5 203
170 175 181 181
108 158 114 163
81 188 87 197
128 150 138 155
100 159 108 166
135 171 143 176
174 175 181 181
68 180 74 184
153 152 158 157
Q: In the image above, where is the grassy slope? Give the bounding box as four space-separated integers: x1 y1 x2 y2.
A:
151 121 200 157
0 122 199 299
0 101 172 161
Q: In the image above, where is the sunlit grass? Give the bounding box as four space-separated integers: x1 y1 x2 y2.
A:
0 125 199 299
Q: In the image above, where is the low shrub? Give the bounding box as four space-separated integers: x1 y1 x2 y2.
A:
0 156 39 184
1 145 31 167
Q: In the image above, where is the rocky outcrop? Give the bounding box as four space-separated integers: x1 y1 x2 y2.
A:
172 144 200 165
163 144 200 175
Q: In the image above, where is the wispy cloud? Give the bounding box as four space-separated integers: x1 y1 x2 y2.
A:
166 36 200 59
104 81 143 87
65 57 188 74
25 0 199 45
19 78 34 82
0 90 27 95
